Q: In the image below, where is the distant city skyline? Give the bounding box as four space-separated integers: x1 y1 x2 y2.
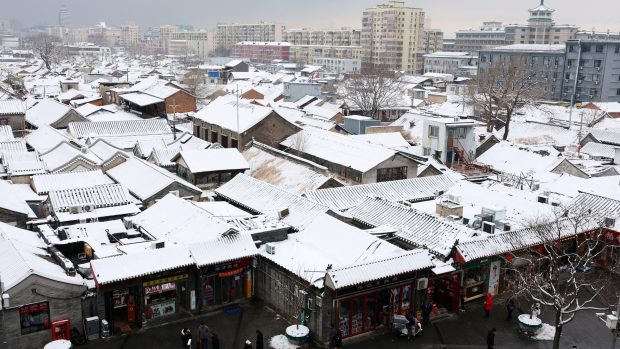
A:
2 0 620 37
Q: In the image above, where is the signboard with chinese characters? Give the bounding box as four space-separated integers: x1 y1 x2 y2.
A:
144 282 176 295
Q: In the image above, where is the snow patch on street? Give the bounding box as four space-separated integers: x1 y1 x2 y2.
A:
269 335 299 349
533 323 556 340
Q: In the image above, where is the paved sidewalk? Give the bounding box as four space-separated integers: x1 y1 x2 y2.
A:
80 298 613 349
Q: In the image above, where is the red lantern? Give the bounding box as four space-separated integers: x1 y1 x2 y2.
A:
536 246 543 254
506 255 513 263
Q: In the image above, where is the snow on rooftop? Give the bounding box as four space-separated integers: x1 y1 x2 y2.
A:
32 170 113 195
174 148 250 173
0 180 37 218
25 98 73 128
281 128 397 173
193 95 274 133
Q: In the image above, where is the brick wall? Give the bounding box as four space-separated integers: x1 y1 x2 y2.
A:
165 91 196 114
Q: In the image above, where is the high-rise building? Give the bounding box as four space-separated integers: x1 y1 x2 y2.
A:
423 29 444 54
159 25 179 53
451 22 506 53
58 4 70 27
120 23 141 47
504 0 578 45
283 28 361 46
170 30 210 59
361 1 425 73
215 22 284 53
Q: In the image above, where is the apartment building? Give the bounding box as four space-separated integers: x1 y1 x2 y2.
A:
120 23 140 47
423 51 478 75
231 42 291 64
283 28 361 46
563 40 620 103
313 57 361 73
423 29 444 54
451 22 506 53
170 30 210 59
290 45 362 66
215 22 284 52
361 1 425 73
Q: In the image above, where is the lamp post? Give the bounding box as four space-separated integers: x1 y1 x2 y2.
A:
596 294 620 349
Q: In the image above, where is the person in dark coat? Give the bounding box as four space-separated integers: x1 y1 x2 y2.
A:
181 328 187 349
211 332 220 349
185 329 193 349
333 330 343 349
506 298 516 321
328 324 337 349
422 301 433 325
255 330 264 349
487 328 496 349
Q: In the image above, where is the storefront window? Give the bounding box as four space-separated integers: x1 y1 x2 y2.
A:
202 276 216 306
20 301 50 335
351 298 363 335
391 287 400 314
365 295 377 330
401 285 411 311
463 267 486 302
144 282 177 319
339 300 350 337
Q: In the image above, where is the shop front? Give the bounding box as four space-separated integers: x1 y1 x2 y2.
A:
331 273 421 339
143 271 192 323
102 285 141 333
198 257 252 309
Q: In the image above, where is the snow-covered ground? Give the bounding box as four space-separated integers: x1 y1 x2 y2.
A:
533 323 556 340
269 335 299 349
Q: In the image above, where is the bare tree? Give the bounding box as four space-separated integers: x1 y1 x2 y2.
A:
182 68 205 96
506 203 610 349
27 34 62 70
467 56 549 139
340 67 404 120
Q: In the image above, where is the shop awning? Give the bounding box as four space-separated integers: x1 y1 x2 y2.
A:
432 264 456 275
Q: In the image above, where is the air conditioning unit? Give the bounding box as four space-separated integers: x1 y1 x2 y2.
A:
69 205 82 214
503 223 512 231
278 208 290 219
537 195 549 204
265 243 276 255
482 221 496 234
153 241 165 249
83 204 94 212
605 217 616 228
416 278 428 290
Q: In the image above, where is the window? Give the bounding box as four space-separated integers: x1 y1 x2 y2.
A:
449 127 466 139
594 60 602 68
20 301 50 335
616 45 620 54
221 135 229 148
596 45 604 53
429 125 439 138
377 167 408 182
617 89 620 96
210 131 218 143
582 45 591 53
423 147 431 156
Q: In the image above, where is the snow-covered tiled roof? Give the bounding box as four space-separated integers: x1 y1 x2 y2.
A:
3 151 46 176
585 129 620 146
39 141 102 172
120 93 164 107
476 141 561 176
24 124 73 153
25 98 73 128
106 157 201 201
68 119 172 139
216 174 329 229
347 197 479 258
580 142 618 159
571 192 620 219
305 174 454 210
0 140 27 157
326 249 435 290
91 246 194 286
243 142 334 193
0 99 26 115
32 170 113 195
49 184 134 212
87 138 129 162
0 180 36 218
281 128 399 173
0 222 85 291
190 234 257 267
173 148 250 173
0 125 13 142
193 95 275 133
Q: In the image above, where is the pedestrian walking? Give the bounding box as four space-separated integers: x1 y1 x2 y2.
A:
506 297 516 321
243 339 253 349
255 330 264 349
333 330 343 349
328 324 337 349
184 329 193 349
211 332 220 349
198 323 210 349
422 301 433 326
484 292 494 318
486 328 496 349
181 328 187 349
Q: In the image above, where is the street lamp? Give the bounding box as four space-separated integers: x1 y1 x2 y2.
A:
596 298 620 349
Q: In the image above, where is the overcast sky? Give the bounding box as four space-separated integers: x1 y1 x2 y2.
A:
4 0 620 38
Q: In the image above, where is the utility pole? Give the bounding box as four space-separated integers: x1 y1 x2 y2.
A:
170 98 178 140
236 84 240 150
